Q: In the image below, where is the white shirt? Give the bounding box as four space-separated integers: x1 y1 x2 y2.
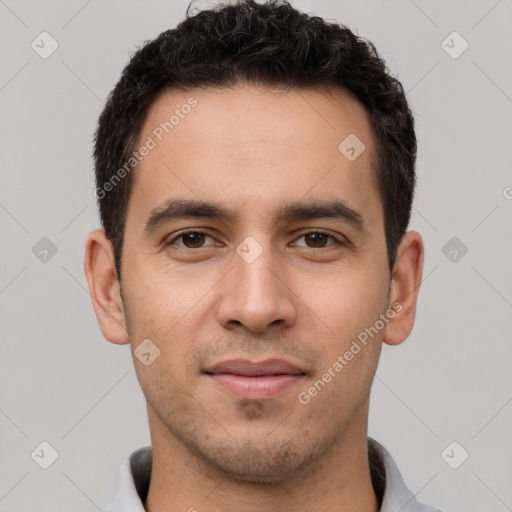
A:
104 437 442 511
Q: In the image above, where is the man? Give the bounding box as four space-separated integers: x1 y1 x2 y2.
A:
84 1 441 510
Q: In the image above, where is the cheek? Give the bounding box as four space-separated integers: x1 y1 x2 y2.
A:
123 254 202 334
297 265 388 342
123 262 216 376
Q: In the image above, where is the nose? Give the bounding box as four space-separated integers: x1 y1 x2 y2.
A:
215 244 297 334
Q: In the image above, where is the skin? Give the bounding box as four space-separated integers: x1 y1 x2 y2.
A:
84 83 424 512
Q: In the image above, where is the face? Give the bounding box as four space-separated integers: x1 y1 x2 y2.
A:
97 84 400 482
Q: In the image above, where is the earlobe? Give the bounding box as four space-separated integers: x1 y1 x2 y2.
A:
382 230 424 346
83 229 130 345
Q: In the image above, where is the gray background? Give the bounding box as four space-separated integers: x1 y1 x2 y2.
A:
0 0 511 511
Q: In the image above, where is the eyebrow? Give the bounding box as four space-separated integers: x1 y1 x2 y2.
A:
144 197 368 234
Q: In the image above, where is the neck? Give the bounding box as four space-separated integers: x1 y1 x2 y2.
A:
143 406 379 512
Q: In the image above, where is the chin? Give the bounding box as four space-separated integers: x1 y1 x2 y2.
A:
185 432 328 484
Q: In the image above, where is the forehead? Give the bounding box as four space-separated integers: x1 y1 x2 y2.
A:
128 83 382 228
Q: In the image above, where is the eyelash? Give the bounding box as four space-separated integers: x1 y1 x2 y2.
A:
167 229 344 250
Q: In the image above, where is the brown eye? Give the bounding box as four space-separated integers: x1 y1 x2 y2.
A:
181 232 206 248
293 231 340 248
168 231 215 249
304 232 330 248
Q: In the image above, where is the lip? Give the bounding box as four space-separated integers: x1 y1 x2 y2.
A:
203 358 307 400
205 358 305 376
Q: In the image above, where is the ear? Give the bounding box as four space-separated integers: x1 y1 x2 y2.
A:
382 230 424 346
84 229 129 344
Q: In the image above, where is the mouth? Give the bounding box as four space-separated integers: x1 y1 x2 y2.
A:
203 358 307 400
